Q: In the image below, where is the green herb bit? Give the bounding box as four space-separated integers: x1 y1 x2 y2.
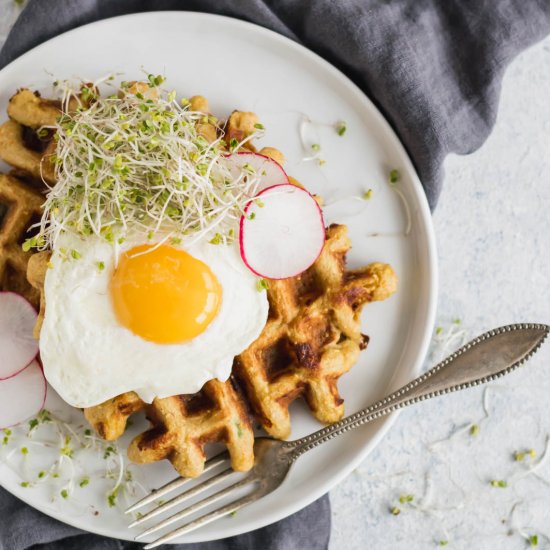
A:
528 448 537 459
38 410 51 423
38 471 46 479
435 326 443 335
390 506 401 516
84 429 92 436
317 159 326 166
439 541 449 547
398 494 414 504
209 233 223 245
22 235 45 252
107 485 122 507
389 169 400 184
529 535 538 546
469 424 480 436
452 318 461 325
490 479 507 488
363 189 373 200
311 143 321 152
96 261 105 272
229 138 239 150
70 250 81 260
60 489 69 499
79 478 90 488
235 422 244 438
20 447 29 455
514 451 525 461
20 481 30 488
171 237 182 245
257 279 269 292
254 123 265 130
147 74 165 87
28 418 39 431
104 445 117 459
336 122 347 136
249 212 256 220
52 473 60 479
14 0 25 7
230 511 237 517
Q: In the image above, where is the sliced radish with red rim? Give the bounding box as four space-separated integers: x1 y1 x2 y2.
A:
225 152 289 191
0 292 39 379
240 184 325 279
0 359 46 429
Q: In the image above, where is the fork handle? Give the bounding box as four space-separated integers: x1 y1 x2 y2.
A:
285 323 548 460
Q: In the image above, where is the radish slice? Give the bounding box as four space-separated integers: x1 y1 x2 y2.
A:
0 292 39 379
0 359 46 428
240 184 325 279
225 152 289 191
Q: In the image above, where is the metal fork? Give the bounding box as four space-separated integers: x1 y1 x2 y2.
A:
126 323 549 548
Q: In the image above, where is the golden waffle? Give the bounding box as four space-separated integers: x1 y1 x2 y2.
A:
0 173 44 308
233 224 397 439
83 381 254 478
0 89 58 184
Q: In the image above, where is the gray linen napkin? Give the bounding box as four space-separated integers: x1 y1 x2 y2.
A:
1 1 549 549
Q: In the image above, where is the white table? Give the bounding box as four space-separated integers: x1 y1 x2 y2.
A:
2 4 549 548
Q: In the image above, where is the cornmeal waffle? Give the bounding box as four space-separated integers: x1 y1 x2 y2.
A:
0 89 58 184
83 381 254 478
234 224 397 439
0 173 44 308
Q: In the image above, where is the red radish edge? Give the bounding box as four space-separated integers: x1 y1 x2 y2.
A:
0 359 47 429
0 291 39 380
225 151 290 191
239 184 325 279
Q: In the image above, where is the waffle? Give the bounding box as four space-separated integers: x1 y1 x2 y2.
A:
0 89 58 184
234 224 397 439
0 173 44 308
82 380 254 478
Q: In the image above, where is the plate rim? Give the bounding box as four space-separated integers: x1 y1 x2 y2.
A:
0 10 438 543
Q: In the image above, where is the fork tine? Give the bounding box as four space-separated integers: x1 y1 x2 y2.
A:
129 466 236 528
125 452 229 514
134 476 255 540
142 489 262 549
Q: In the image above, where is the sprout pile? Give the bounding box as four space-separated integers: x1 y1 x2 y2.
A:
32 75 265 252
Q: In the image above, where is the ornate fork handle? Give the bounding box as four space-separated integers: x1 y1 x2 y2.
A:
285 323 549 460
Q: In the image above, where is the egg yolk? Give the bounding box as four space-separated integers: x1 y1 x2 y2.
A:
109 244 222 344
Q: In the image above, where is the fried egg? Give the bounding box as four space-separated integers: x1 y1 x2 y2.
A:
39 234 269 408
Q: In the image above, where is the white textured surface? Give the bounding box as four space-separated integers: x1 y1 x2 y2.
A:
1 4 549 549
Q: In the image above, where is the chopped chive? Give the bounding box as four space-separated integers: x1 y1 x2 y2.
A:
60 489 69 499
254 123 265 130
311 143 321 152
398 494 414 504
469 424 480 436
79 478 90 488
390 506 401 516
389 169 400 184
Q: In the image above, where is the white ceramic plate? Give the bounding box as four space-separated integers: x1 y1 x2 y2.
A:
0 12 437 544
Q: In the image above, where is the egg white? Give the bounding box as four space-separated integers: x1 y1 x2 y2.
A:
39 233 269 408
